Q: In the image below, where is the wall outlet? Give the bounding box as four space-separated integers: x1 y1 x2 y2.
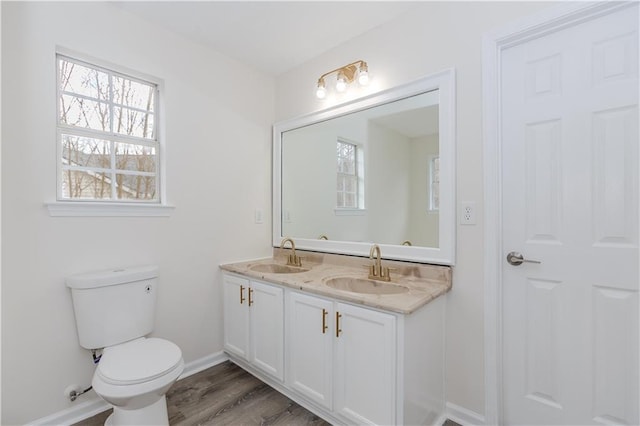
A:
460 202 476 225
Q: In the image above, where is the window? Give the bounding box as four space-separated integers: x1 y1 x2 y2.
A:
336 139 364 210
57 54 160 202
429 155 440 211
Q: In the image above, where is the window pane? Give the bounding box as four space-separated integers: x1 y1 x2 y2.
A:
59 59 109 101
115 142 156 173
60 94 110 131
337 175 347 191
113 76 155 111
62 135 111 169
345 193 356 208
115 174 157 200
337 192 344 207
62 170 112 199
344 177 356 192
114 107 155 139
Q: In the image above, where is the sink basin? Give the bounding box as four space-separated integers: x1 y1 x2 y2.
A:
324 277 409 295
249 263 309 274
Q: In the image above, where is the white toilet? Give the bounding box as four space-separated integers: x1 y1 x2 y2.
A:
66 266 184 425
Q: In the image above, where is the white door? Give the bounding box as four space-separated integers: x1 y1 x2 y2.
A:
501 4 638 425
286 291 334 409
249 280 284 381
222 274 250 359
334 302 396 425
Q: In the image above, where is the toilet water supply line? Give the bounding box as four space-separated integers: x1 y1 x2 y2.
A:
68 349 102 402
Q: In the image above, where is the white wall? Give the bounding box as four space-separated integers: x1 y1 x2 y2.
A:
410 134 439 248
367 121 412 244
275 1 554 417
1 2 273 424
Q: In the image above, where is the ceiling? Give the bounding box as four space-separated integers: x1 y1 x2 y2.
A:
114 1 415 76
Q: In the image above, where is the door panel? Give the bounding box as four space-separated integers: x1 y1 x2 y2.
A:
286 292 334 409
222 275 250 359
334 302 396 425
501 5 638 424
250 281 284 381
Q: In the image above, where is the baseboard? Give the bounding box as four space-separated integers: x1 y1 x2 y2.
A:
179 350 228 380
26 351 229 426
435 412 449 426
445 401 485 425
26 398 111 426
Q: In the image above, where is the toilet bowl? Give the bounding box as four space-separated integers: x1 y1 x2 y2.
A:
92 337 184 425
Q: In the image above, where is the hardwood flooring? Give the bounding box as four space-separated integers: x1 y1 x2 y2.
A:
74 360 461 425
74 361 329 426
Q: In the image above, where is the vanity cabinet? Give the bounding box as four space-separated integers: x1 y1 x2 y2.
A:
222 272 445 425
287 291 396 425
222 274 284 381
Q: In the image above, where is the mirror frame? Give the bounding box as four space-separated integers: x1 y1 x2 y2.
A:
273 68 456 265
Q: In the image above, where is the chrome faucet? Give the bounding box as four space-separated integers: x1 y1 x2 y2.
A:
368 244 390 281
280 237 302 267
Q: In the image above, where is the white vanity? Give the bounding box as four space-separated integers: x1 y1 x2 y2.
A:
221 68 457 425
220 250 451 425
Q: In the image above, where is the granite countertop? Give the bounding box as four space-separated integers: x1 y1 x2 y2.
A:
220 249 452 314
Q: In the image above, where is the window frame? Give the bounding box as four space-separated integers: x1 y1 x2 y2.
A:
336 139 358 209
428 154 440 212
47 48 172 217
335 138 365 214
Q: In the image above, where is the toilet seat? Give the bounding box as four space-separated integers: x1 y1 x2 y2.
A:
97 337 182 385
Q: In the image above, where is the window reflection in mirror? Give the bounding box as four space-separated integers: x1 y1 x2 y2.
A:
281 89 439 248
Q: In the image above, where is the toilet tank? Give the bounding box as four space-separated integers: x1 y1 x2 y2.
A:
66 266 159 349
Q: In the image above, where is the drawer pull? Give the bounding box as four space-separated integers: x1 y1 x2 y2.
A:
336 312 342 337
248 287 254 306
239 285 245 304
322 308 328 334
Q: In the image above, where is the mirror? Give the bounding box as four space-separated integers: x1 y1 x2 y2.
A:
273 69 455 264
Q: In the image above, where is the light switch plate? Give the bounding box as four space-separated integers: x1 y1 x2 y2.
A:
254 208 264 224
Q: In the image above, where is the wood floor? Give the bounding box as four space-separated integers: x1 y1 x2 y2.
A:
74 360 460 425
74 360 330 426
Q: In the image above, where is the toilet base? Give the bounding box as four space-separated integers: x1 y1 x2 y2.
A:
104 396 169 426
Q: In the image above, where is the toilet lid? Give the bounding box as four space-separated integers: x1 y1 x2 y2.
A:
97 338 183 385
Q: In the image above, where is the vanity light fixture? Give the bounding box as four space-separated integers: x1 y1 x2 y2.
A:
316 60 370 99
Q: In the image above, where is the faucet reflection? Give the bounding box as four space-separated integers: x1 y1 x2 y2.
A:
280 237 303 267
368 244 391 282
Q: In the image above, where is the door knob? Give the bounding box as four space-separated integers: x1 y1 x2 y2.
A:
507 251 541 266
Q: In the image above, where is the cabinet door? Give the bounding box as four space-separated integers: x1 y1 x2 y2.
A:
334 302 396 425
249 280 284 381
222 275 250 360
287 292 334 410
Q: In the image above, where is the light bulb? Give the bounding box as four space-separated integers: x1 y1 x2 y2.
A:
358 62 369 86
358 70 369 86
316 85 326 99
316 78 326 99
336 75 347 92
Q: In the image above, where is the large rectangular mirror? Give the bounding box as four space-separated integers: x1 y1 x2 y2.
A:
273 69 455 264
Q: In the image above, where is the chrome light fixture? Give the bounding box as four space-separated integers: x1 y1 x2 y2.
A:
316 60 370 99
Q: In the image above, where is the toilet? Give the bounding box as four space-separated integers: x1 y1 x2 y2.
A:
66 266 184 426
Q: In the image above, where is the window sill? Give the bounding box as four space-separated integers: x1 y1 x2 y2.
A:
334 208 367 216
45 202 175 217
